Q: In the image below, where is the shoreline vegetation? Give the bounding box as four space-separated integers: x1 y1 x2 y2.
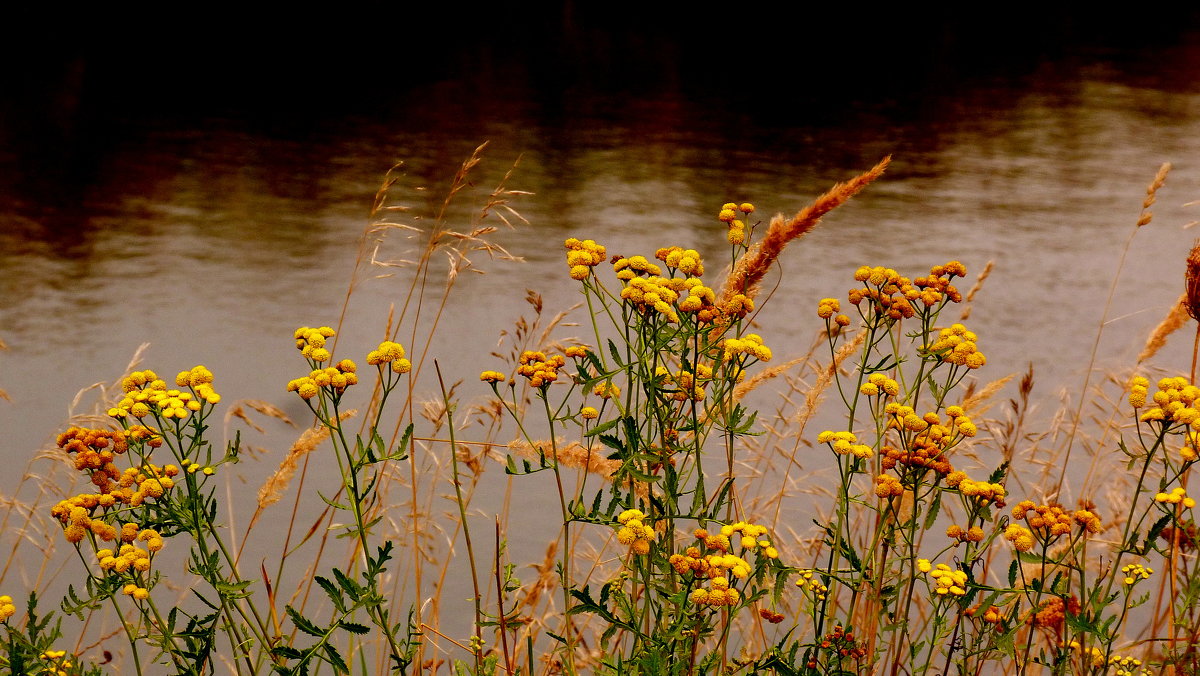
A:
0 146 1196 675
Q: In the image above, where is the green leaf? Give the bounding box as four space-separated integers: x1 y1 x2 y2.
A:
322 642 349 673
271 645 305 660
584 417 620 437
285 605 325 637
923 489 943 530
338 620 370 635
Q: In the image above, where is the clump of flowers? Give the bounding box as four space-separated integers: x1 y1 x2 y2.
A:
615 509 657 556
294 326 336 363
918 559 969 596
110 366 220 421
722 333 772 363
366 340 411 374
796 570 829 601
1155 486 1196 508
1121 562 1153 586
817 430 873 459
718 202 754 245
565 238 608 280
924 323 986 369
1011 499 1102 543
517 350 565 388
0 595 15 622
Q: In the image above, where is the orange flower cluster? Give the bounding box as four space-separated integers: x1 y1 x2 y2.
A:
517 350 566 388
945 524 985 543
1029 595 1080 630
815 625 867 662
50 458 179 543
965 603 1005 627
1012 500 1102 540
848 267 916 321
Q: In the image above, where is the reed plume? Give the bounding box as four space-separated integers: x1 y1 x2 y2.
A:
1138 292 1189 364
719 157 890 304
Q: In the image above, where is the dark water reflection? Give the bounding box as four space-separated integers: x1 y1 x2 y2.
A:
2 9 1200 660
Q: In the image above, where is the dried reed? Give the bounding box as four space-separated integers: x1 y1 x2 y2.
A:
719 157 891 304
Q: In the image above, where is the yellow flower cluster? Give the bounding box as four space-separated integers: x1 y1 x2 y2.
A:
918 559 968 596
479 370 506 383
945 471 1006 507
1155 486 1196 507
688 576 741 606
0 595 15 622
517 350 565 388
1121 562 1152 585
945 524 985 543
718 521 779 558
795 570 828 600
874 474 903 498
366 341 411 374
859 372 900 398
564 238 607 280
654 246 705 276
613 255 663 280
294 326 336 363
720 293 755 322
677 279 717 316
615 509 656 555
97 531 163 573
39 649 74 676
111 367 220 420
1003 524 1035 552
121 583 151 601
621 276 682 322
655 364 713 402
718 202 754 245
816 430 873 459
580 406 599 419
722 334 772 363
565 345 590 359
288 359 360 400
817 297 851 327
1129 375 1149 408
1137 376 1200 426
924 324 986 369
1069 642 1151 675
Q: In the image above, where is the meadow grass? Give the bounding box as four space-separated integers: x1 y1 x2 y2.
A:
0 150 1197 675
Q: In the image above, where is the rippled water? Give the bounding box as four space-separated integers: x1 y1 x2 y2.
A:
3 11 1200 666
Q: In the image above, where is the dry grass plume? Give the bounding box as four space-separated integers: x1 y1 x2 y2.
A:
719 157 891 304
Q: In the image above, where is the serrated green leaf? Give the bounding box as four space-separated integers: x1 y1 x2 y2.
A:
338 620 370 635
285 605 324 637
